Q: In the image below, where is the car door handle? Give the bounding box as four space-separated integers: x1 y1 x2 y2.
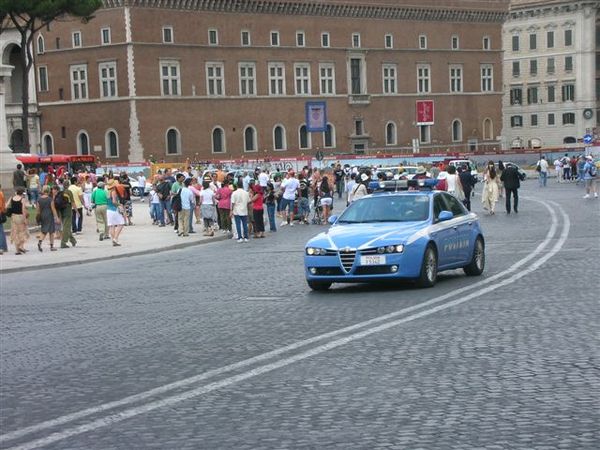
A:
467 221 473 226
453 226 458 230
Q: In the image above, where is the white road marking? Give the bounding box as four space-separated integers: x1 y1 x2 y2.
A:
1 198 567 450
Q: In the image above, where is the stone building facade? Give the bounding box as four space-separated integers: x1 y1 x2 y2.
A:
502 0 599 150
34 0 509 163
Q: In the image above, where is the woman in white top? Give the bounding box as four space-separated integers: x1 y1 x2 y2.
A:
445 165 465 201
83 176 94 215
199 181 216 235
481 161 500 215
351 174 369 202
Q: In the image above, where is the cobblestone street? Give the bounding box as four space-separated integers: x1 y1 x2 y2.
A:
1 181 599 450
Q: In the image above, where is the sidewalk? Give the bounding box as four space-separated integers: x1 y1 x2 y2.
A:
0 202 226 274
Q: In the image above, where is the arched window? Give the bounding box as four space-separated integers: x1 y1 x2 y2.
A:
451 119 462 142
563 136 576 144
105 130 119 158
37 35 45 54
77 130 89 155
482 118 493 141
43 133 54 155
10 129 25 153
244 125 257 152
324 123 335 148
273 124 286 151
212 127 225 153
298 124 311 149
385 122 397 145
166 128 181 155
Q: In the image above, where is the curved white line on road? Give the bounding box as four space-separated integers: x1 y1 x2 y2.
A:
1 198 567 449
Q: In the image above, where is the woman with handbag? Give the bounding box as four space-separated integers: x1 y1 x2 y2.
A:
6 187 30 255
36 186 59 251
0 184 8 254
106 179 125 246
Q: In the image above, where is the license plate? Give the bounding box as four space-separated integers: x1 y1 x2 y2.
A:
360 255 386 266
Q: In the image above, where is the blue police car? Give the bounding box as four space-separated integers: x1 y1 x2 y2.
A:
304 180 485 290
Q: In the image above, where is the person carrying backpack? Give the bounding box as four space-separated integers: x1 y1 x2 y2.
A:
582 155 598 199
56 180 77 248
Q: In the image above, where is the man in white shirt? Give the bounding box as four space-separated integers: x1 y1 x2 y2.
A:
137 172 146 201
537 156 549 187
280 172 300 227
230 185 250 242
258 168 269 188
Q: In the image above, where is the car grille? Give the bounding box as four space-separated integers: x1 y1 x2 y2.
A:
339 250 356 272
324 250 337 256
359 248 379 255
354 266 394 275
315 267 345 276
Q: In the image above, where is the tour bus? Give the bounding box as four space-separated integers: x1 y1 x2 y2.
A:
15 154 97 174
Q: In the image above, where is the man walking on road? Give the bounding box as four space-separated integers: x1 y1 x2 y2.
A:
230 183 250 242
582 156 598 199
500 163 523 214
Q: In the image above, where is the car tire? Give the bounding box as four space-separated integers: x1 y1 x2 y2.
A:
417 245 437 288
463 237 485 276
131 187 140 197
307 280 332 291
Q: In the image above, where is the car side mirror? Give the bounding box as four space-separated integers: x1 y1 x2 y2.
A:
438 210 454 221
328 215 338 225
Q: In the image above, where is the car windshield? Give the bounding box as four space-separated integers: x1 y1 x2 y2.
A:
337 195 430 223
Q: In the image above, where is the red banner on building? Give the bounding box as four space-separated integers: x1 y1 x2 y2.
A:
416 100 434 125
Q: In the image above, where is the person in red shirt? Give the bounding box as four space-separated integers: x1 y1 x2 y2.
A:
250 183 265 238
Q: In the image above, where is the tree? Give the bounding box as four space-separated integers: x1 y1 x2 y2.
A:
0 0 102 152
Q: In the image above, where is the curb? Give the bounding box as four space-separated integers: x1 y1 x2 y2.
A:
0 234 229 275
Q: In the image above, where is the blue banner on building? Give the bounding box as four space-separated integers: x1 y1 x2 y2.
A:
305 101 327 132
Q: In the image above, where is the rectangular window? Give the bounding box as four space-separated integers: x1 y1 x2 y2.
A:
270 31 279 46
385 34 393 49
527 86 539 104
354 120 364 136
512 61 520 77
101 28 111 45
382 64 397 94
55 37 60 49
239 62 256 96
70 64 88 100
419 35 427 49
510 115 523 127
547 31 554 48
562 112 575 125
350 58 362 94
530 59 538 75
512 35 519 51
319 63 335 95
268 62 285 95
565 56 573 72
481 64 493 92
321 32 330 48
548 113 555 125
72 31 82 48
420 125 431 144
294 63 311 95
564 29 573 46
352 33 361 48
529 33 537 50
531 114 538 127
208 29 218 46
162 26 173 43
206 62 224 96
483 36 490 50
38 66 48 92
160 61 179 96
417 64 430 93
296 31 305 47
547 85 555 102
510 87 522 105
99 61 117 98
241 30 250 46
451 35 459 50
562 84 575 101
450 65 463 92
547 57 555 74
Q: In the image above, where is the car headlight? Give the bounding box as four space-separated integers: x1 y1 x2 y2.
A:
377 245 404 254
306 247 327 256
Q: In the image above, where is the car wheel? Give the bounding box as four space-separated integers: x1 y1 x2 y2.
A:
417 245 437 288
307 280 332 291
463 237 485 276
131 187 140 196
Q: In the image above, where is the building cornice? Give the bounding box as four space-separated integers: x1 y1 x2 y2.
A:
102 0 508 23
509 1 600 20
